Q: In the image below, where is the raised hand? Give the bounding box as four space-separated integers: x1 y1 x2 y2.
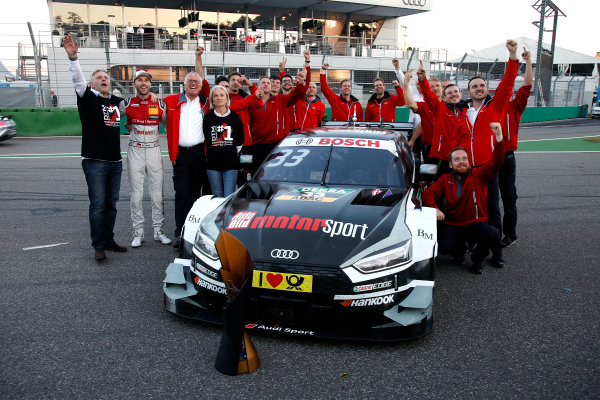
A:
506 39 518 59
416 60 426 81
404 69 413 86
490 122 503 142
392 57 400 70
279 57 287 72
62 34 78 58
195 46 204 57
297 69 307 83
392 80 399 87
240 75 251 86
255 89 265 98
522 46 531 62
303 49 310 61
322 62 329 70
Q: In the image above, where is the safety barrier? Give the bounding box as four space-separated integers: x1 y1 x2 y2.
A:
0 106 588 137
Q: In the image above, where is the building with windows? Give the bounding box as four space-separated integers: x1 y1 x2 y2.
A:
42 0 447 107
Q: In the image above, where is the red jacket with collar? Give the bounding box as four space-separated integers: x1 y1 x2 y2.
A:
249 82 308 144
422 139 505 226
394 85 435 146
229 91 262 146
501 84 531 151
461 58 519 166
365 89 405 122
419 77 469 162
320 74 363 122
163 92 209 163
280 67 311 135
292 95 326 130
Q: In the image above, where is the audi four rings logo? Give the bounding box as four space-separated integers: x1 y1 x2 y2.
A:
296 138 313 145
270 249 300 259
403 0 426 6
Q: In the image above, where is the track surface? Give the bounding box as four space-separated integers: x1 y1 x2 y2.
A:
1 120 599 399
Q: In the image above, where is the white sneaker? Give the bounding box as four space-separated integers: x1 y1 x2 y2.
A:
131 230 144 248
154 230 172 245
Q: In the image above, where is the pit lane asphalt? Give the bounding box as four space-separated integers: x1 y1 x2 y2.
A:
1 120 599 399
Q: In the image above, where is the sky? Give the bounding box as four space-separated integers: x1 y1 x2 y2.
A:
1 0 598 73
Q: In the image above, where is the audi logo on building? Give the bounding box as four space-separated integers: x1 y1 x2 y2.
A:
296 138 313 145
403 0 426 6
270 249 300 259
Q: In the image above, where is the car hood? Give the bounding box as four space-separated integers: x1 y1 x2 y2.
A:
211 182 406 267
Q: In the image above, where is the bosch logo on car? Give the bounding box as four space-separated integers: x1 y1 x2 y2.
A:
318 137 380 148
270 249 300 259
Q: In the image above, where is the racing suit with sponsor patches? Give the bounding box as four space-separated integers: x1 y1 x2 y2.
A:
123 97 167 232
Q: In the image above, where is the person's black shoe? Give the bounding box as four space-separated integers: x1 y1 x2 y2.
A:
95 248 107 261
471 262 483 274
105 241 127 252
491 256 505 268
501 236 517 248
173 236 181 249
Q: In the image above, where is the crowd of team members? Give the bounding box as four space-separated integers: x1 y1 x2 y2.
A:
63 33 531 272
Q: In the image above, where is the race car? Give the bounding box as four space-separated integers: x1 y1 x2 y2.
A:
0 115 17 142
163 122 438 341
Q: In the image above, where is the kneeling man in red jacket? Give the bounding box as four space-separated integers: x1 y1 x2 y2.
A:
422 123 505 274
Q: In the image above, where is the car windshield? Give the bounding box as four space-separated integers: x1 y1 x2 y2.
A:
255 141 406 188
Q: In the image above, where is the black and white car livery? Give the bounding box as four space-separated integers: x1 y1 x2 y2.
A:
163 123 438 341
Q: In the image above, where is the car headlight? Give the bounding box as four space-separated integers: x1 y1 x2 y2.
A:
353 239 411 273
195 225 219 259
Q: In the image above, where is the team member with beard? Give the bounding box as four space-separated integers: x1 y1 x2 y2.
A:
365 77 405 122
422 123 506 274
163 48 210 248
246 69 308 171
320 62 363 121
461 39 519 234
63 34 128 261
124 70 171 247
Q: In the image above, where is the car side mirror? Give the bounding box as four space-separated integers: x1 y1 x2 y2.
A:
419 164 438 176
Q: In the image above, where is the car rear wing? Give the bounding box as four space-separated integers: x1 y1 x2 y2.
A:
321 121 413 138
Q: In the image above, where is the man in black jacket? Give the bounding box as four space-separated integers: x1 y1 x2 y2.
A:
63 34 128 261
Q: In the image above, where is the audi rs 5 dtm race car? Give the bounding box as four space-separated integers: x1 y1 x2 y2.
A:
163 122 438 341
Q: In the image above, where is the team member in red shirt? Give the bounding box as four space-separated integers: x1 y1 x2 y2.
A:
292 82 325 131
406 64 469 175
365 77 405 122
279 50 311 134
423 123 506 274
320 62 363 122
462 39 519 234
246 69 308 171
499 47 533 247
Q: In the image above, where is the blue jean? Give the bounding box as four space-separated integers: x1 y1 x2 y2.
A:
82 159 122 249
207 169 238 197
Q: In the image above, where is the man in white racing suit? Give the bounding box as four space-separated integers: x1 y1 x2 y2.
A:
125 70 171 247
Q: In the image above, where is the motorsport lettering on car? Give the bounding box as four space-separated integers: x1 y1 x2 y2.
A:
163 125 438 341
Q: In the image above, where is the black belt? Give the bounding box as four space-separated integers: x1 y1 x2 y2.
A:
178 143 203 151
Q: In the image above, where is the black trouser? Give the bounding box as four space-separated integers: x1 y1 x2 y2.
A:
487 174 501 233
172 145 206 238
438 222 502 263
498 151 517 239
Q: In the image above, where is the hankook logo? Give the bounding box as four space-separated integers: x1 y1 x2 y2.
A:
403 0 426 6
270 249 300 260
296 138 313 145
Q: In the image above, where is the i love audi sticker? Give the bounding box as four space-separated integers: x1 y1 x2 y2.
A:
252 270 313 293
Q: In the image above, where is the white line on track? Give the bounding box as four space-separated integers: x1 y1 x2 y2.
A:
23 242 69 251
520 135 599 142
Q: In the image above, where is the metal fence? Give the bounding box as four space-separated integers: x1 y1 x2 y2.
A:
0 22 594 111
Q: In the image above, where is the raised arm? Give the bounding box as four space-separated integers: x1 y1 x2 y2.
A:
401 70 418 112
194 46 210 98
319 62 336 106
512 47 533 113
491 39 519 114
63 34 87 98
